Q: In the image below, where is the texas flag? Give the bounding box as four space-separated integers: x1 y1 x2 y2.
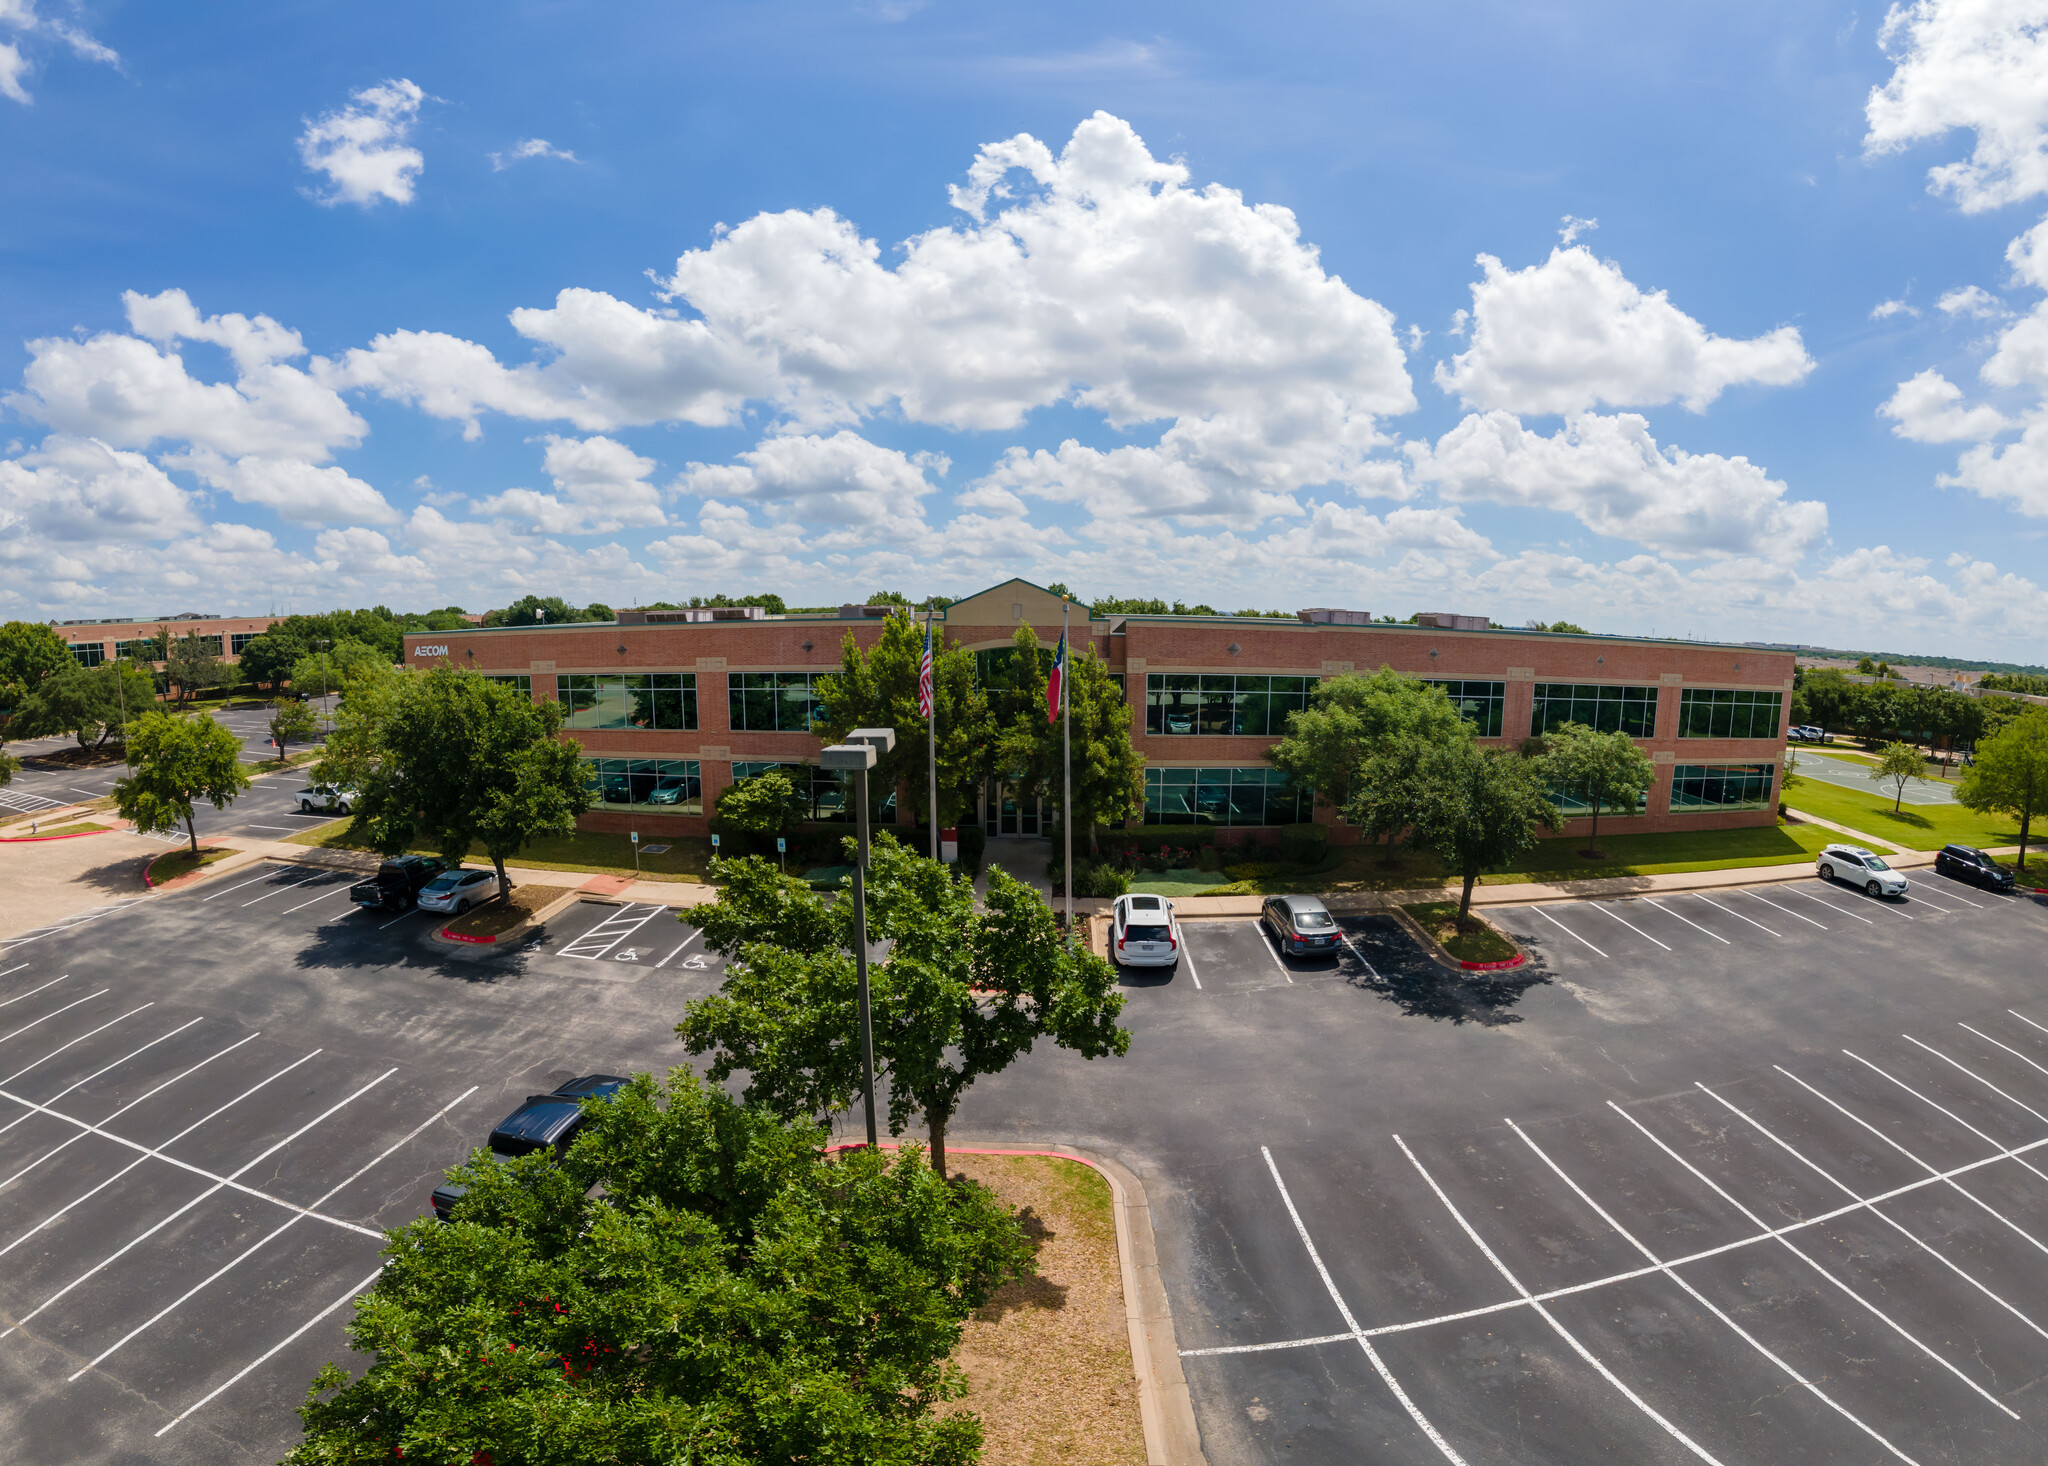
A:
1046 630 1066 724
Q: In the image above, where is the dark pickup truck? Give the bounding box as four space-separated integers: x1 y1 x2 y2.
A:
348 854 444 912
432 1075 630 1220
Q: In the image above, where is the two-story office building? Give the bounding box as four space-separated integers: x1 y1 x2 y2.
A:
49 613 283 669
400 578 1794 842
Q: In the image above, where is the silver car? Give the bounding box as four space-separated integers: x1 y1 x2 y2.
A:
1818 843 1909 898
1111 893 1180 969
417 867 498 914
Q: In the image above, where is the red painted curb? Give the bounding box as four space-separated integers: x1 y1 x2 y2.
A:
1460 953 1528 972
0 829 108 843
440 927 498 944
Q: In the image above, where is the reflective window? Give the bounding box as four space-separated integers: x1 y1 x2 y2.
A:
728 672 825 732
1670 762 1776 811
114 639 159 660
1423 679 1507 738
1678 688 1783 740
1530 683 1659 737
584 757 702 813
1143 767 1312 825
1546 783 1645 817
730 760 897 823
230 632 261 655
557 673 697 729
483 674 533 696
1145 674 1313 737
69 642 105 667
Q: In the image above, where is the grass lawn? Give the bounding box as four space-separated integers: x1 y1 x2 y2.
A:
146 846 234 884
2 820 111 838
1126 866 1230 897
1403 901 1521 964
286 819 715 882
1781 779 2036 855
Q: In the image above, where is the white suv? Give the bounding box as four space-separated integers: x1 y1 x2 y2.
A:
1111 894 1180 970
1818 843 1909 898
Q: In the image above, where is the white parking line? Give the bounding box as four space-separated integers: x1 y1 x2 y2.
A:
1394 1134 1727 1463
3 1067 397 1343
560 903 668 960
1846 1049 2048 1189
1741 889 1825 930
1962 1022 2048 1087
0 972 68 1010
0 900 144 949
1815 880 1915 919
282 883 347 915
241 871 320 906
1263 1147 1469 1464
1692 893 1778 938
0 1002 151 1088
1902 1034 2048 1126
1784 886 1876 924
1586 902 1671 951
1252 921 1294 982
1507 1118 1917 1465
1641 898 1731 943
1339 931 1379 978
1697 1081 2048 1345
241 824 299 833
1925 872 1991 906
1179 933 1202 989
1906 890 1959 914
1532 905 1607 958
0 989 110 1049
70 1083 479 1382
376 907 424 931
202 867 293 902
1607 1100 2019 1421
655 930 700 968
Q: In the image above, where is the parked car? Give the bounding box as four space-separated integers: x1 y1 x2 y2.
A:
348 854 445 911
1934 843 2017 892
1261 893 1343 954
417 867 498 914
432 1074 631 1220
1789 725 1826 742
1817 843 1910 898
1110 893 1179 969
297 784 357 813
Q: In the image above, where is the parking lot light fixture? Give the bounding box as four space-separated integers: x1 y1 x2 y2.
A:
820 739 884 1148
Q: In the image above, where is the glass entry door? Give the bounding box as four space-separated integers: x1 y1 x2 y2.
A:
985 778 1041 836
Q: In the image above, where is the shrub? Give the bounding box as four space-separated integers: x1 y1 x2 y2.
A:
1076 861 1130 898
1197 845 1220 871
956 824 987 878
1280 823 1329 867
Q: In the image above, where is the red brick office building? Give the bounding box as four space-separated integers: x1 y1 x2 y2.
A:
51 613 283 669
400 578 1794 842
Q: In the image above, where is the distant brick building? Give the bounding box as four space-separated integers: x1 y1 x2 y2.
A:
402 578 1794 842
49 613 283 670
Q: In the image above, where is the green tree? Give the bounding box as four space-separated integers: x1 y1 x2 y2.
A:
0 621 71 717
481 594 605 628
1538 722 1655 856
11 662 152 748
290 638 387 699
267 697 318 763
113 710 251 853
980 626 1141 853
234 629 303 689
1375 740 1558 925
1870 740 1924 812
713 767 810 851
1856 656 1877 675
814 614 991 831
680 836 1130 1178
1958 710 2048 873
1797 668 1858 736
288 1068 1033 1466
163 630 224 705
318 666 590 895
1267 669 1471 855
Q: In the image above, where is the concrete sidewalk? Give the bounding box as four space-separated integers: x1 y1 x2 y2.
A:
207 834 719 909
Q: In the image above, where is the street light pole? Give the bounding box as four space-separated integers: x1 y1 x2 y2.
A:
821 726 897 1151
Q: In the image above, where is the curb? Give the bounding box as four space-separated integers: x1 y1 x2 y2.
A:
426 887 588 955
0 828 110 843
1459 952 1528 972
142 846 235 890
1386 902 1526 975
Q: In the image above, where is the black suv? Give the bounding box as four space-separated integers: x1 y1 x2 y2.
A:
432 1074 630 1220
348 854 445 912
1934 844 2017 892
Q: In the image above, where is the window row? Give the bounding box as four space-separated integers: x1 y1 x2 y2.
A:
1143 766 1313 826
584 758 702 813
484 674 533 695
68 643 104 667
1531 683 1660 738
230 632 261 655
729 672 827 732
731 760 897 823
1670 762 1776 812
1678 688 1783 740
1144 674 1315 738
113 639 158 660
558 673 698 730
1423 679 1506 739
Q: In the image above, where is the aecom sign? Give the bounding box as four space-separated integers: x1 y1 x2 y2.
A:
414 645 450 657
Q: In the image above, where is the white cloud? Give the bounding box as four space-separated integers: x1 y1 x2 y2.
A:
1434 246 1813 415
0 40 25 104
1872 296 1921 319
299 79 425 207
1942 418 2048 513
489 138 579 171
1938 283 2010 317
0 435 199 541
1558 214 1598 246
0 0 119 105
477 434 666 533
2007 214 2048 288
170 450 400 525
1878 368 2013 441
1865 0 2048 212
1406 410 1829 560
676 431 944 538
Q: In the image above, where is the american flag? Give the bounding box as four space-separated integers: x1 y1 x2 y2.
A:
917 615 935 719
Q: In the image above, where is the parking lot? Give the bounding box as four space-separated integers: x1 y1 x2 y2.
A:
0 864 713 1464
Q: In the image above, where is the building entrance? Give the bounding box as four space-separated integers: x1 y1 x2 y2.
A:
984 778 1042 837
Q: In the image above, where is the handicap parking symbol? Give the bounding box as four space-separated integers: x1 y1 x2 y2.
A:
615 949 640 962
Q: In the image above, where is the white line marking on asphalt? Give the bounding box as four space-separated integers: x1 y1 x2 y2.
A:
241 824 298 833
1906 890 1959 914
1641 898 1731 943
70 1084 479 1381
0 1003 151 1087
376 907 424 931
1507 1117 1917 1465
282 884 346 915
561 903 667 961
1777 1064 2048 1263
0 901 144 950
4 1066 395 1343
1253 922 1294 982
154 1264 384 1437
1608 1098 2020 1420
1174 926 1202 988
0 973 68 1010
1903 1034 2048 1126
1339 931 1379 978
1182 1330 1356 1358
0 1035 279 1250
0 964 30 983
241 871 319 906
1846 1049 2048 1188
0 989 110 1049
1262 1146 1469 1464
202 867 291 902
1963 1022 2048 1087
1692 893 1779 937
1784 885 1876 923
655 929 699 968
1587 902 1670 950
1925 873 1990 905
0 1016 200 1143
1697 1081 2048 1345
1394 1133 1727 1462
1532 905 1607 958
2012 1010 2048 1043
1741 889 1825 929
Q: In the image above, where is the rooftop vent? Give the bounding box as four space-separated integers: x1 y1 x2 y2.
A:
1297 607 1372 626
838 604 895 618
616 605 768 625
1414 613 1490 632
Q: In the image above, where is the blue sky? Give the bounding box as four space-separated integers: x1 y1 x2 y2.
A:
3 0 2046 658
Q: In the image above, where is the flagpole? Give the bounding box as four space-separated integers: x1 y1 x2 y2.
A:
1062 597 1073 940
926 605 940 861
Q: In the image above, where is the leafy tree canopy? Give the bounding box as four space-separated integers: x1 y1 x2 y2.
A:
714 767 810 841
1870 740 1925 812
1088 596 1219 616
1361 739 1556 923
163 630 225 703
1958 709 2048 871
0 621 71 714
268 697 319 762
1266 668 1470 819
288 1069 1034 1466
289 637 388 696
814 614 990 831
113 710 250 853
1537 721 1654 853
481 595 609 628
10 662 153 748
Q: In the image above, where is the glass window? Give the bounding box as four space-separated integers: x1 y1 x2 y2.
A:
1669 762 1776 811
1146 674 1312 736
1530 683 1659 738
483 674 532 696
114 638 159 661
583 758 702 814
558 672 696 729
1143 767 1311 825
230 632 260 655
729 760 895 823
728 672 823 732
1423 679 1507 738
1678 688 1783 740
1546 783 1645 818
173 634 224 657
69 642 105 667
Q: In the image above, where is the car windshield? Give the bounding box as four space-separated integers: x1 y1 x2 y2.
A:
425 872 462 890
1865 856 1892 872
1125 924 1170 942
1294 910 1334 928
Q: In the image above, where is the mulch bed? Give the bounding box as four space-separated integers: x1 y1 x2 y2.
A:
441 883 576 938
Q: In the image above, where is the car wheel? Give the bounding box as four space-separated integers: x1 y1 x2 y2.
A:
1818 864 1832 882
456 898 470 915
300 800 313 813
337 802 350 814
1866 880 1882 898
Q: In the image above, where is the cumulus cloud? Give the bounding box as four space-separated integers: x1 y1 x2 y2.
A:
676 431 945 538
1879 368 2013 441
477 433 666 533
490 138 579 170
299 79 425 207
171 450 400 524
1872 296 1921 319
1434 246 1813 415
1406 410 1829 560
0 0 119 105
1938 283 2011 318
0 436 200 541
1942 419 2048 513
